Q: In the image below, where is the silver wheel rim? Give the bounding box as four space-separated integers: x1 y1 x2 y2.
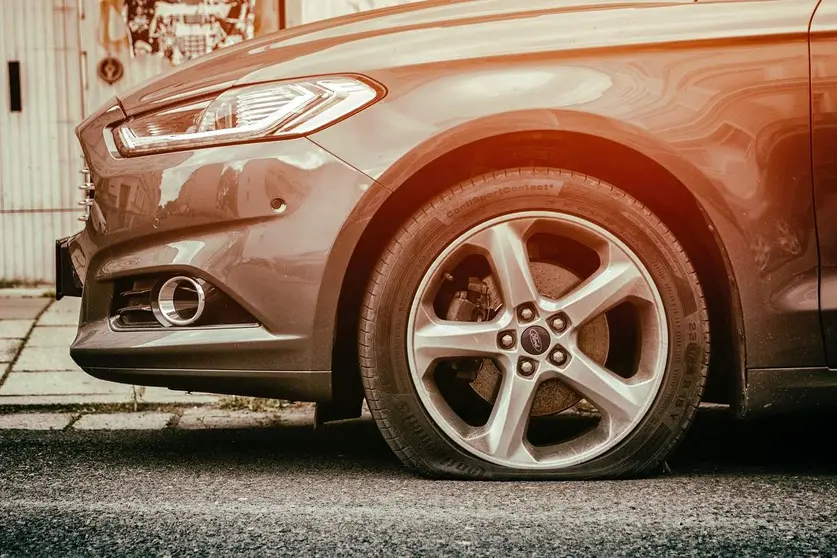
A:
406 211 669 470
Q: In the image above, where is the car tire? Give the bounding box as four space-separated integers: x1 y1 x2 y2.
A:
359 168 709 480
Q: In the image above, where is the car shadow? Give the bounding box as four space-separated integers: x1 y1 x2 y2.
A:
666 406 837 475
5 406 836 478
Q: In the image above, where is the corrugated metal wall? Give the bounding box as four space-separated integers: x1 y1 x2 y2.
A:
0 0 85 284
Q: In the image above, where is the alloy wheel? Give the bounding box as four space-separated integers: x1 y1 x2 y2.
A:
406 211 669 470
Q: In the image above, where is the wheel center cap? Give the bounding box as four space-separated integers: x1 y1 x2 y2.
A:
521 326 550 356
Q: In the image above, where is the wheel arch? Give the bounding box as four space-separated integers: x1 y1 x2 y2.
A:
329 121 745 410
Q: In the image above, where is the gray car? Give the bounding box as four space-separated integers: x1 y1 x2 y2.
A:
56 0 837 479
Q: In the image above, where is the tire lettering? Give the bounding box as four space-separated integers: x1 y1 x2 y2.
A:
444 184 557 219
439 457 485 478
395 399 440 451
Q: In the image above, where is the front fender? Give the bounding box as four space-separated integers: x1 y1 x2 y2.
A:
312 35 822 369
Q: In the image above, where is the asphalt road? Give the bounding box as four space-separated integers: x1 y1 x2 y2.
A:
1 407 836 557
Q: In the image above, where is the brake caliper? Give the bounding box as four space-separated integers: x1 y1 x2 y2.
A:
445 276 492 323
444 277 493 382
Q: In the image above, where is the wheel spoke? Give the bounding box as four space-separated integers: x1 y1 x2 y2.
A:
412 305 506 378
466 220 539 309
551 244 651 325
556 350 654 425
467 372 539 462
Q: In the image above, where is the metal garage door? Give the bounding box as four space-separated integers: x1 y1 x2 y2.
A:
0 0 84 283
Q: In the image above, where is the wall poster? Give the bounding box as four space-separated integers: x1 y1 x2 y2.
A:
121 0 257 66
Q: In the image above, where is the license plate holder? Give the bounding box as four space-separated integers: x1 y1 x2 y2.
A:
55 237 83 300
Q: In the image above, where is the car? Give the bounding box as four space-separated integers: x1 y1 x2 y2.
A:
56 0 837 480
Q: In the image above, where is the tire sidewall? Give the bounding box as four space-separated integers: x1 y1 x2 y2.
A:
366 170 707 479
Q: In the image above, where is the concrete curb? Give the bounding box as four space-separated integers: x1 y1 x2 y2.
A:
0 404 321 431
0 287 53 298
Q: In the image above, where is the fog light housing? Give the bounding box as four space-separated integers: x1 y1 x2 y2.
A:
112 275 257 329
152 276 206 327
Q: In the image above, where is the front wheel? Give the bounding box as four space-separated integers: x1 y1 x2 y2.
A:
360 168 709 479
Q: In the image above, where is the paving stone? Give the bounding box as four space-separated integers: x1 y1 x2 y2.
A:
12 347 80 372
36 298 81 326
36 311 79 327
0 412 72 430
0 298 51 320
0 339 22 363
135 386 218 405
280 405 316 426
0 320 33 339
178 409 282 429
27 326 78 348
0 370 131 397
73 412 173 430
45 298 81 313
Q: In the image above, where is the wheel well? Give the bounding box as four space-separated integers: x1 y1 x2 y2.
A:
332 131 741 407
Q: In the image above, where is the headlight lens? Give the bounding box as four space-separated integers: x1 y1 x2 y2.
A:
114 76 379 156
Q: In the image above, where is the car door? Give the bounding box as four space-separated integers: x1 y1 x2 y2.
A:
811 0 837 366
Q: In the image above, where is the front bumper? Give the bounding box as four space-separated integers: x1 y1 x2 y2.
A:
61 99 381 401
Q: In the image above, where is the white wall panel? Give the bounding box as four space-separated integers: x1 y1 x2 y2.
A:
0 210 83 284
289 0 426 26
0 0 84 212
0 0 85 283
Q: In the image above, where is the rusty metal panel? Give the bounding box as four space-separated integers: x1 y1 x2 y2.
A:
79 0 173 115
79 0 283 113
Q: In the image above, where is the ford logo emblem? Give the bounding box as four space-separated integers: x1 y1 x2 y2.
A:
528 329 543 353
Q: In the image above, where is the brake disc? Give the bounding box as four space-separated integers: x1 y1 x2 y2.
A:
470 261 610 416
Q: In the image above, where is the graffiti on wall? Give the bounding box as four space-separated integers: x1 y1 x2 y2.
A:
99 0 257 67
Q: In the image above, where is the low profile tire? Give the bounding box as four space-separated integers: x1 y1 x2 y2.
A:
360 168 709 480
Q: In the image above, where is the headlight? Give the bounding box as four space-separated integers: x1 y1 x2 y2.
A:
113 76 379 156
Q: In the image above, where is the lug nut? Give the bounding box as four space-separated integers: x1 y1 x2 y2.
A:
499 333 515 349
550 315 567 332
519 307 535 321
519 360 535 376
549 348 568 366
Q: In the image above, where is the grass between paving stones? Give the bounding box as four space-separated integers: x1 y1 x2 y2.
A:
216 396 293 412
0 402 198 415
0 399 307 415
0 280 50 289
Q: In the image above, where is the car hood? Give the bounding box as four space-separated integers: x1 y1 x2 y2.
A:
118 0 701 117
